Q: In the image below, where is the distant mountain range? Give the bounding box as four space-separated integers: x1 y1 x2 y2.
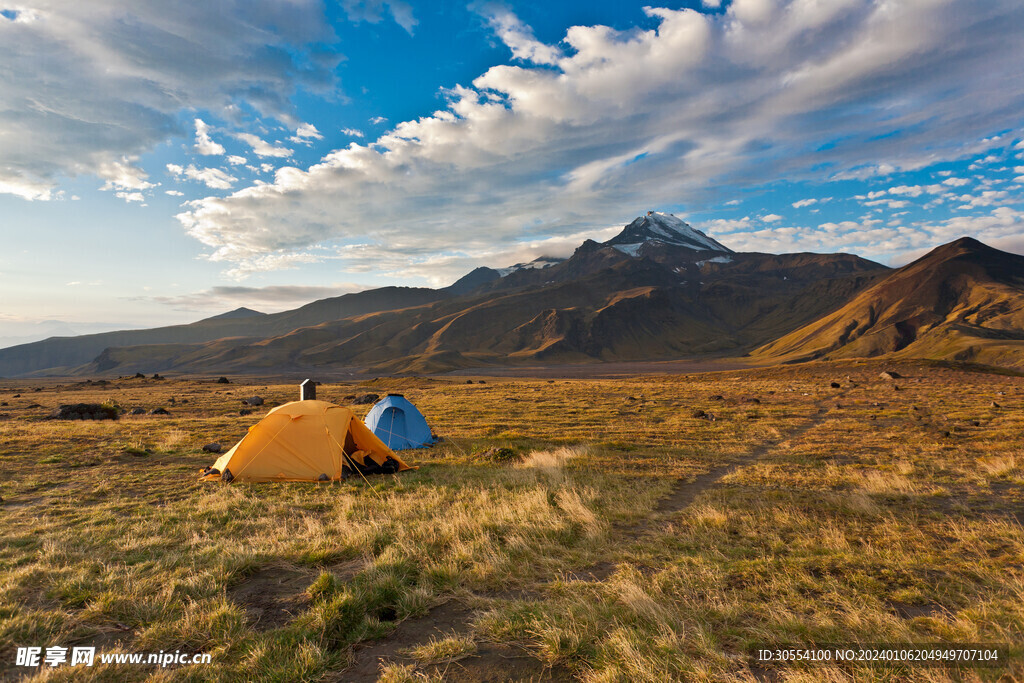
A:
1 212 1022 377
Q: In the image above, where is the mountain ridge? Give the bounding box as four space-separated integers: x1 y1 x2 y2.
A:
4 214 1020 377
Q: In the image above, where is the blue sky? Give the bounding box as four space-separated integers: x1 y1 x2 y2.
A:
2 0 1024 344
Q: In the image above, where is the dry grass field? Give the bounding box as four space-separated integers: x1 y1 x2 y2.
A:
0 360 1022 681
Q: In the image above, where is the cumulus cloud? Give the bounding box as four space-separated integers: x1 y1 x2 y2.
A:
193 118 225 155
226 155 248 165
341 127 365 138
0 0 335 200
475 3 563 65
792 198 817 208
173 2 1024 278
167 163 237 190
289 122 323 144
760 213 783 222
236 132 294 158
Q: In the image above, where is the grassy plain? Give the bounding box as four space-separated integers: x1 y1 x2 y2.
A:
0 360 1021 681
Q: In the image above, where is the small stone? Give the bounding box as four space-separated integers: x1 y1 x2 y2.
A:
991 401 1001 408
150 407 170 415
690 409 707 419
243 396 264 406
879 370 902 380
352 393 379 405
216 376 230 384
202 442 222 453
830 382 841 389
130 407 146 415
239 408 253 416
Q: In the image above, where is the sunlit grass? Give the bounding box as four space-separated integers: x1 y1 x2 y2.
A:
0 361 1021 680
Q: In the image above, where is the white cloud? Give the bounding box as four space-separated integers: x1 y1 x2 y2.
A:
369 116 388 125
167 163 237 190
226 155 248 165
165 189 184 196
942 177 971 187
0 1 335 200
702 0 722 8
115 191 146 203
193 118 225 156
236 133 293 158
792 198 817 208
98 158 155 192
341 127 365 138
761 213 783 222
476 3 562 65
179 1 1024 276
289 122 323 144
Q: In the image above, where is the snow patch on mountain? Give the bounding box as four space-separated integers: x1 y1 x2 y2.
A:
695 255 733 266
611 243 645 257
496 256 565 277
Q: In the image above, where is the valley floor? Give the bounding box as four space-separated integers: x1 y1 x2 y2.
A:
0 360 1021 681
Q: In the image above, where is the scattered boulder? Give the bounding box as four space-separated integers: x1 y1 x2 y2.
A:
12 394 20 398
134 372 146 379
0 402 6 406
478 380 486 384
690 409 707 419
242 396 264 406
744 397 761 404
991 401 1001 408
239 408 253 416
879 370 902 380
202 442 222 453
465 380 473 384
216 376 230 384
352 393 379 405
52 403 119 421
169 397 176 404
150 407 170 415
152 373 164 380
129 407 146 415
830 382 841 389
709 394 724 401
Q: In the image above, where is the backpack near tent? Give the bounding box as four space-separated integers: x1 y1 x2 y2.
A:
364 394 436 450
199 400 412 483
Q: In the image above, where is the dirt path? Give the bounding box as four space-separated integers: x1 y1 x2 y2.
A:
336 392 846 681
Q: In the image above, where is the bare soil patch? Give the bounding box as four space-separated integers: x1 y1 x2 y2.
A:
228 565 314 631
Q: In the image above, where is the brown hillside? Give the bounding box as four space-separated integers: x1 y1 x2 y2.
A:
78 251 887 376
753 237 1024 368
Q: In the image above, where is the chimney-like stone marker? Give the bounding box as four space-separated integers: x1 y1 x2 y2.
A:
300 379 316 401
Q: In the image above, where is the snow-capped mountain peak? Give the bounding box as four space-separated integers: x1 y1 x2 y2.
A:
604 211 732 255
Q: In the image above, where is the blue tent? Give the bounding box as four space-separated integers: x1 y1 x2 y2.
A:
364 394 435 450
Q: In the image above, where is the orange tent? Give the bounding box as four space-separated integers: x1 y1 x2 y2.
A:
199 400 413 483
